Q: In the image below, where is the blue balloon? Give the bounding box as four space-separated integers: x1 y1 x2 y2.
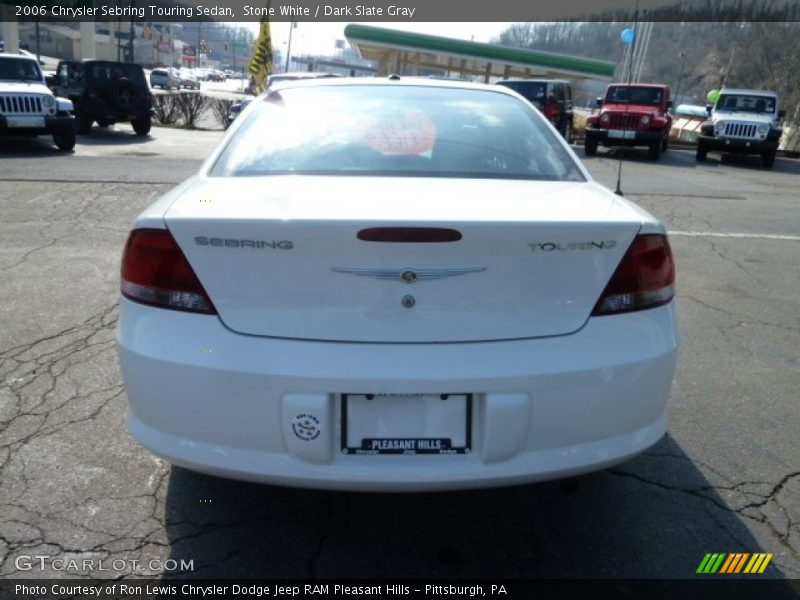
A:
621 28 635 45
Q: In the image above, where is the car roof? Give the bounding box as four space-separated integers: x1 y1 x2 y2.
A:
268 72 341 81
265 75 523 97
719 88 778 97
607 83 668 88
0 54 37 61
498 78 570 84
80 60 143 68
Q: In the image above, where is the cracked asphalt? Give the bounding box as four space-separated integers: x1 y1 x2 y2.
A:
0 128 798 582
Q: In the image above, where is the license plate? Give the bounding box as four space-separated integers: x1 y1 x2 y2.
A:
608 129 636 139
341 393 472 455
6 116 45 128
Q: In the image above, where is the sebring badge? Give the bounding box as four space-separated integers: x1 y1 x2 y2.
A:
330 266 486 283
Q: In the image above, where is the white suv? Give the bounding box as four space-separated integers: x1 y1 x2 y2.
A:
697 88 784 168
0 54 76 151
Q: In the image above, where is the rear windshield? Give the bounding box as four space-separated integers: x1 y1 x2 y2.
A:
496 81 547 104
211 85 584 182
90 63 145 84
0 58 42 82
606 86 663 105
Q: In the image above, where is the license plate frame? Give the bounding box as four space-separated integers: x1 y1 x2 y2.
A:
608 129 636 139
6 116 45 128
341 393 472 456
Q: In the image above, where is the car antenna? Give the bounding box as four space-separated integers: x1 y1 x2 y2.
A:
615 2 640 196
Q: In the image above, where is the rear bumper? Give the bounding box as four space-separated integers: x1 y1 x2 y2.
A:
117 298 679 491
80 97 153 121
586 127 662 146
698 135 778 154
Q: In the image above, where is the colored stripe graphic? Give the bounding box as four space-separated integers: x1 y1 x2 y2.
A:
721 553 743 573
758 554 773 573
719 554 736 574
697 553 713 573
732 553 750 573
710 553 726 573
719 552 741 573
699 553 773 574
744 553 773 574
697 553 727 573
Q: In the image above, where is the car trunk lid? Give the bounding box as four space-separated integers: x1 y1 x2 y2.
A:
164 176 646 342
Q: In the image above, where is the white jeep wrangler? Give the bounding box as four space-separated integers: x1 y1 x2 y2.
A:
696 88 784 168
0 53 76 151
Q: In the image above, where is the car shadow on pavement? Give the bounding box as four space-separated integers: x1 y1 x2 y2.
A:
77 127 152 146
0 136 67 156
159 433 794 580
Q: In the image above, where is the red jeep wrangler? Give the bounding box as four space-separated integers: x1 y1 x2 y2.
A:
585 84 673 160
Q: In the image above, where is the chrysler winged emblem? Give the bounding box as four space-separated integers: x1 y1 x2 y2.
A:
330 266 486 283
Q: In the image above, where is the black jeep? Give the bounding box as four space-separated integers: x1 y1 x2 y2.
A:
53 60 153 136
496 78 575 142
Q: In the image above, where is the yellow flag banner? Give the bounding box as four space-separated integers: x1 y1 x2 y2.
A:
248 4 273 94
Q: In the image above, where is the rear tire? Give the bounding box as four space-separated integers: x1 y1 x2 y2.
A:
696 143 708 162
563 121 573 144
648 139 662 160
52 129 76 152
77 110 92 135
131 114 151 136
761 150 776 168
661 135 669 152
584 136 598 156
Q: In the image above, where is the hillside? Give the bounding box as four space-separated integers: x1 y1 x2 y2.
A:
493 21 800 123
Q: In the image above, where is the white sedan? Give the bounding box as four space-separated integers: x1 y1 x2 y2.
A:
117 78 678 491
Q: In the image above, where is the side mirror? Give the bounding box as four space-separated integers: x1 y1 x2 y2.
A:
778 109 786 119
595 96 603 107
665 100 673 109
45 74 56 89
705 104 713 114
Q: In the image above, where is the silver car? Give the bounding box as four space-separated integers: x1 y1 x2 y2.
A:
149 68 180 90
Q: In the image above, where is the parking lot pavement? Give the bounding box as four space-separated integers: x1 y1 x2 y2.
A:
0 134 798 580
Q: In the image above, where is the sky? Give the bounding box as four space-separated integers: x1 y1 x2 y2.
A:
246 22 515 58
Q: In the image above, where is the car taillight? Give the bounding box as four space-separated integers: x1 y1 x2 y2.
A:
545 103 560 120
592 234 675 316
121 229 216 314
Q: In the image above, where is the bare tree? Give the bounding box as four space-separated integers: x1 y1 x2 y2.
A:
152 95 179 126
174 93 210 129
210 98 234 129
495 23 537 48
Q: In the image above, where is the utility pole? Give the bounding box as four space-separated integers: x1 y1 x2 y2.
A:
35 18 41 62
127 0 135 63
285 20 295 72
674 52 686 107
197 21 202 68
232 29 236 72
